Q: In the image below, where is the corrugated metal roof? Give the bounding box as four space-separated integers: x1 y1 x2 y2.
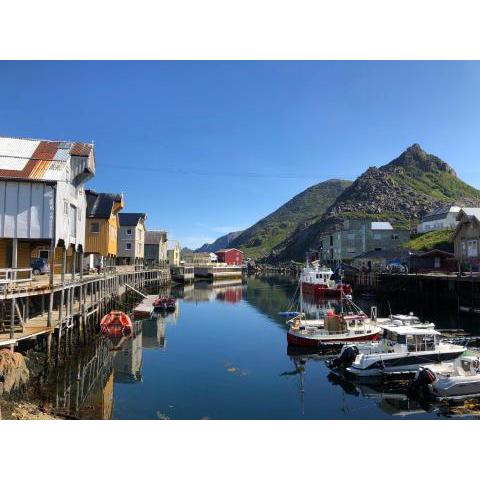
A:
370 221 393 230
0 136 93 181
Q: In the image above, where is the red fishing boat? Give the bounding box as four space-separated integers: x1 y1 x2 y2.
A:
300 262 352 297
153 296 176 311
100 310 133 337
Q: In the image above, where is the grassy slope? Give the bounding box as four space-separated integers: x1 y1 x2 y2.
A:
230 179 351 258
403 229 455 252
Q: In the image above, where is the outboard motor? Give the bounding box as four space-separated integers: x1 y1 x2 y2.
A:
410 367 436 397
327 345 359 369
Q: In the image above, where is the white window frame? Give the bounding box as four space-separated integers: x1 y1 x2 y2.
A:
90 222 100 234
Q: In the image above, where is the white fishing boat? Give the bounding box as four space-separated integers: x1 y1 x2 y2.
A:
411 355 480 400
328 325 466 376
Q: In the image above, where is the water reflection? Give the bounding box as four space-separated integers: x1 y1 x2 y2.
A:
142 317 167 350
175 279 245 303
24 275 480 419
113 322 143 384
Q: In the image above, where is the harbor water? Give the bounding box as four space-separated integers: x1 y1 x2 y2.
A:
26 275 480 419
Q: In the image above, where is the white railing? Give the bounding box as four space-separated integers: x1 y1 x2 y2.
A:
0 268 33 285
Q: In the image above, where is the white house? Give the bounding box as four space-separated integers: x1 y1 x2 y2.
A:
0 136 95 275
417 205 461 233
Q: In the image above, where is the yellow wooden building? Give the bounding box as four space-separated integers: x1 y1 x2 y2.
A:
84 190 124 267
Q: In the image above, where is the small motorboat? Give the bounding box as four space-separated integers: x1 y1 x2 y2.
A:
331 325 466 377
100 310 132 337
411 355 480 400
153 296 176 311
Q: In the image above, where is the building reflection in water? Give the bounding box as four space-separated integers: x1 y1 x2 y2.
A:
113 321 143 384
176 279 245 304
41 336 115 419
142 316 167 350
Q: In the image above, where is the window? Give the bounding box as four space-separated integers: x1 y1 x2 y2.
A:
391 234 399 240
90 222 100 233
126 242 132 250
127 229 132 236
347 233 355 240
39 250 49 259
373 233 382 240
461 240 467 256
467 239 478 257
64 200 68 215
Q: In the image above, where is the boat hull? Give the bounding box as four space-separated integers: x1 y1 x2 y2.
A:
347 350 465 377
301 282 352 298
287 330 380 348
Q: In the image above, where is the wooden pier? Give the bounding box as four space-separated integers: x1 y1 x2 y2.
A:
0 266 170 351
345 271 480 313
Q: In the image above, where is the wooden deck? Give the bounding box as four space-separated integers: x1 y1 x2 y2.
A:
133 295 157 319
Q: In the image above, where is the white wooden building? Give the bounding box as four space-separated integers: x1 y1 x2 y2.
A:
0 136 95 277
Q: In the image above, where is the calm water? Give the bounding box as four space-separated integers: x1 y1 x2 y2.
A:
32 276 480 420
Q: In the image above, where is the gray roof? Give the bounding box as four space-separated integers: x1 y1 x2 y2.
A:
119 213 147 226
421 205 460 222
371 221 393 230
459 207 480 222
86 190 122 218
145 230 167 244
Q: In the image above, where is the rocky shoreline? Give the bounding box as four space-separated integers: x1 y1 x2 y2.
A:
0 348 64 420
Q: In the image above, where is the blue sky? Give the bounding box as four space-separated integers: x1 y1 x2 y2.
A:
1 61 479 248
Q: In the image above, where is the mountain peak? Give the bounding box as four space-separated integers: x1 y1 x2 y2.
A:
384 144 457 177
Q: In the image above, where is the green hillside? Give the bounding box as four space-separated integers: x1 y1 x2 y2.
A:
268 145 480 262
229 179 351 259
402 229 455 252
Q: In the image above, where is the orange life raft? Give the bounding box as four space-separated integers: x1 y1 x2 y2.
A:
100 310 132 337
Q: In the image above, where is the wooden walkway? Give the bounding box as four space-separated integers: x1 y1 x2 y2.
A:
0 267 170 349
133 295 157 319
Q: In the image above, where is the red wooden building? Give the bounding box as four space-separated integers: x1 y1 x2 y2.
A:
215 248 243 266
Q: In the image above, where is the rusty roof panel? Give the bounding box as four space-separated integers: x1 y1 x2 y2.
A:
0 136 94 181
70 142 92 156
31 141 60 161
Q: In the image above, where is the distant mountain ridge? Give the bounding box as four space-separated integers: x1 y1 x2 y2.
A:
195 230 243 253
268 144 480 262
228 179 352 259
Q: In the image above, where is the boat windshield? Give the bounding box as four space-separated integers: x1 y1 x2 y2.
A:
406 334 437 352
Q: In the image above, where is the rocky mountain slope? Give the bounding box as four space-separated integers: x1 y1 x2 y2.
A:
269 144 480 262
229 179 352 259
195 231 243 253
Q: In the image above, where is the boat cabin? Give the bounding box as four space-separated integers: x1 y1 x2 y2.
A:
301 263 334 285
382 325 440 352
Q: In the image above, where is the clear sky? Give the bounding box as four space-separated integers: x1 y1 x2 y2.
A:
1 61 479 248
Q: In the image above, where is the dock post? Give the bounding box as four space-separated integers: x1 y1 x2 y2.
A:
10 298 16 340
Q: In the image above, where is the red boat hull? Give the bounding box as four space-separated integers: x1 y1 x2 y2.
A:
301 282 352 298
287 330 380 348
